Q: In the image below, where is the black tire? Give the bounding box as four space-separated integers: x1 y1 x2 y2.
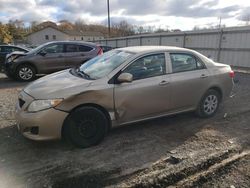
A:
64 106 109 148
196 89 221 118
16 64 36 81
5 71 16 80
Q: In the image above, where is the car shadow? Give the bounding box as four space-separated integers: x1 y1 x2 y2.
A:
0 74 45 89
0 75 27 89
0 72 248 188
0 111 217 188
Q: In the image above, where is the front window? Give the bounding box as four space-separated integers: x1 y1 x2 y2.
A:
79 50 134 79
42 44 64 53
27 43 50 55
124 53 166 80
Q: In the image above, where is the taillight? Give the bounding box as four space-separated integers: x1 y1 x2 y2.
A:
97 46 103 55
229 70 235 78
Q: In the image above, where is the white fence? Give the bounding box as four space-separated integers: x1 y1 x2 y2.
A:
94 26 250 68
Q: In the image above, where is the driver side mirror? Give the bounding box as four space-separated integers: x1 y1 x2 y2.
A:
117 73 133 83
38 51 47 56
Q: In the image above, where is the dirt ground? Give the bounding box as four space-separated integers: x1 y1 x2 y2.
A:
0 72 249 188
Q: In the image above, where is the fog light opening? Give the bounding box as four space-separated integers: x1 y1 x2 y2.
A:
30 127 39 135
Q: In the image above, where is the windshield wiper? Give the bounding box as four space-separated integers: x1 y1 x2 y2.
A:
76 68 91 79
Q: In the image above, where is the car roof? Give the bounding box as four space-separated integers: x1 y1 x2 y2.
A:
118 46 195 54
0 44 23 48
0 45 29 50
117 46 216 67
44 41 98 46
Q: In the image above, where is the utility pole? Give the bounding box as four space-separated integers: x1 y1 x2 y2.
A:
218 17 221 29
107 0 111 37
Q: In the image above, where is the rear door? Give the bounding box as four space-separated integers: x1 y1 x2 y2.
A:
114 53 171 124
168 52 211 111
64 44 94 69
34 43 65 73
78 45 95 62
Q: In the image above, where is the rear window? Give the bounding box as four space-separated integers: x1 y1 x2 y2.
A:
3 47 13 53
13 47 27 52
65 44 78 53
170 53 205 73
78 45 93 52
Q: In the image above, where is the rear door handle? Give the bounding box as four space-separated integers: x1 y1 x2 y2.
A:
159 80 169 86
200 74 208 78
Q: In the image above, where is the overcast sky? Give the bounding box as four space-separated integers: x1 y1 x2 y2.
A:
0 0 250 30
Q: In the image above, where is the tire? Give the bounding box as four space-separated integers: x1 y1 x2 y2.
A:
5 71 16 80
196 89 221 118
64 106 109 148
16 64 36 81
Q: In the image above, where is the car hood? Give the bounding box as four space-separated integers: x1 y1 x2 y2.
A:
24 69 93 99
6 51 27 59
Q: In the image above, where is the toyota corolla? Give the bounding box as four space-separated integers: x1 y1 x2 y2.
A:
16 46 234 148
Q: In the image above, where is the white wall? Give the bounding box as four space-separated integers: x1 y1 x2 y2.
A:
94 26 250 68
27 27 105 45
27 27 68 45
68 35 104 41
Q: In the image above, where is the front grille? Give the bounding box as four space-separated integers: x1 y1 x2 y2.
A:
18 98 25 108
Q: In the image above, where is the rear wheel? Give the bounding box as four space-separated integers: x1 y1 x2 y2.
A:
16 64 36 81
196 89 220 118
64 106 108 148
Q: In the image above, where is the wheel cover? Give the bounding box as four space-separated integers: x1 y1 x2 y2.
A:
19 67 33 80
203 94 218 115
77 118 97 138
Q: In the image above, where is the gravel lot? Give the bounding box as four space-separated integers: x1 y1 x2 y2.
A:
0 72 249 188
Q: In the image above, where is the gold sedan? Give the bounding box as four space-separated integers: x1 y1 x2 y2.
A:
16 46 234 147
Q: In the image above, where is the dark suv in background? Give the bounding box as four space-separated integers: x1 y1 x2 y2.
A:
5 41 103 81
0 45 29 72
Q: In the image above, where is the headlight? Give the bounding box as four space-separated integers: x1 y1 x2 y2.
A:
27 99 63 112
7 55 16 62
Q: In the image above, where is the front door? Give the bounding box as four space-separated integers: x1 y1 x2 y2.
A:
114 53 171 124
35 43 65 73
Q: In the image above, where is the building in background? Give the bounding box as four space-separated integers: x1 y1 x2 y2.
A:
26 26 104 45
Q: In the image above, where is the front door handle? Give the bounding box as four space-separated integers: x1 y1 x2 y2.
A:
159 80 169 86
200 74 208 78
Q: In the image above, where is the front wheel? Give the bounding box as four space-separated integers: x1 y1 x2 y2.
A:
196 89 221 118
64 106 109 148
16 64 36 81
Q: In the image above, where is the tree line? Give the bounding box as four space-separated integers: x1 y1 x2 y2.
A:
0 19 174 44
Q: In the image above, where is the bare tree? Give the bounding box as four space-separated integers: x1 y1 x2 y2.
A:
242 14 250 25
74 19 87 31
58 20 74 30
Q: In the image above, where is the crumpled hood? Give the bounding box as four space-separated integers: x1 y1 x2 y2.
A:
24 69 92 99
6 51 27 59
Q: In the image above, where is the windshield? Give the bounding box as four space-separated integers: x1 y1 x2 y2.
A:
26 42 51 55
79 50 134 79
